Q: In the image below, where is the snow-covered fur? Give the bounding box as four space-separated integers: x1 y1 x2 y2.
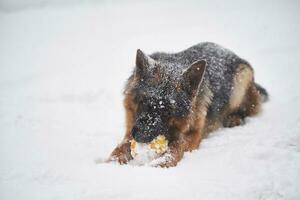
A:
109 42 268 167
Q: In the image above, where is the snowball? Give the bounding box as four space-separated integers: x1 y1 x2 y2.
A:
130 135 168 165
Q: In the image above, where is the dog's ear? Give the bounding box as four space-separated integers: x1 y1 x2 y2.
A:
135 49 155 78
183 60 207 96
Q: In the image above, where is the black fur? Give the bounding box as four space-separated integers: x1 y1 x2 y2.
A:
128 42 261 143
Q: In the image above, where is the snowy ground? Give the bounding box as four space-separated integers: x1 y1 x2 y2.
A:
1 0 300 199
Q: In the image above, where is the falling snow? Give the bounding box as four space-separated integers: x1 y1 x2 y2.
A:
0 0 300 200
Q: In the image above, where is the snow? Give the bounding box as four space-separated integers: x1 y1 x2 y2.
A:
130 143 158 166
1 0 300 200
130 135 169 166
170 99 176 104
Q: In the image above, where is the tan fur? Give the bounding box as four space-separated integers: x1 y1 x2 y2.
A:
184 115 206 151
197 83 214 116
122 94 137 141
204 117 223 136
229 64 253 111
243 83 262 116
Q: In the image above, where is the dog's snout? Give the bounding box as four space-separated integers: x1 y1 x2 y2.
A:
131 126 155 143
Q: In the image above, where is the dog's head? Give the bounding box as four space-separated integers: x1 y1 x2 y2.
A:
130 49 206 143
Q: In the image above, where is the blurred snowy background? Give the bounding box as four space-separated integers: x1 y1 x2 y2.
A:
0 0 300 199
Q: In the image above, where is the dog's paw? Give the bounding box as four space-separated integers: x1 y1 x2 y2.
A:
223 114 245 128
149 153 178 168
108 142 132 165
108 153 128 165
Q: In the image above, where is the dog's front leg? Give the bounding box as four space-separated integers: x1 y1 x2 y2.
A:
108 140 133 164
150 140 185 168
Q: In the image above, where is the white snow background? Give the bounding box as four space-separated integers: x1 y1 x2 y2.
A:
1 0 300 199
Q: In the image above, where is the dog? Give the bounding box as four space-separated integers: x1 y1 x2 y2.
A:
108 42 268 167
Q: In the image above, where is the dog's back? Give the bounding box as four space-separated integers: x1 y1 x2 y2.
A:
150 42 266 118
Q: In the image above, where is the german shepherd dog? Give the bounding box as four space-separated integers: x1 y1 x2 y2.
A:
108 42 268 167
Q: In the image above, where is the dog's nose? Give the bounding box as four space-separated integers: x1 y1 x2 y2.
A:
131 126 154 143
